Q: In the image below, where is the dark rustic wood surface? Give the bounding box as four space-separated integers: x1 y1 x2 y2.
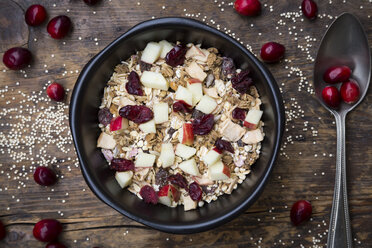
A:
0 0 372 247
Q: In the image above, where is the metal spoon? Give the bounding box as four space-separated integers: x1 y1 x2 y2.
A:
313 13 371 248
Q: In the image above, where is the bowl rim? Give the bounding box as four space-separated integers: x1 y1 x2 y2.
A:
69 17 285 234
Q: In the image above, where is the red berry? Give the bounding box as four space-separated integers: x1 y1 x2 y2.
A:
188 182 203 201
192 114 215 135
290 200 312 226
34 167 57 186
126 71 143 96
0 220 6 241
214 138 234 153
3 47 32 70
110 158 135 172
322 86 341 109
165 44 188 67
83 0 101 5
119 105 153 124
139 185 158 204
47 82 65 102
232 107 246 121
340 80 360 104
47 15 71 39
25 4 47 26
167 173 188 189
234 0 261 16
301 0 318 20
260 42 285 63
231 70 253 93
323 66 351 84
33 219 62 242
173 100 192 114
46 242 67 248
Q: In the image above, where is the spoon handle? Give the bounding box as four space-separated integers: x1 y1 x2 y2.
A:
327 113 352 248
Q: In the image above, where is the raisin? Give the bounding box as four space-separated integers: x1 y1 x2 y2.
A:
167 173 188 189
201 185 216 194
155 168 169 188
232 107 246 121
191 109 205 119
221 57 236 77
192 114 215 135
188 182 203 201
231 70 253 94
140 61 152 72
98 107 113 126
110 158 135 171
139 185 158 204
126 71 143 96
215 138 234 153
119 105 153 124
165 44 188 67
173 100 192 114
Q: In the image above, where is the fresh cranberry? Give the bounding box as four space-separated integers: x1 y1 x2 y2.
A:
188 182 203 201
323 66 351 84
34 167 57 186
33 219 62 242
126 71 143 96
25 4 47 26
232 107 246 121
234 0 261 16
301 0 318 20
173 100 192 113
46 242 67 248
231 70 253 94
83 0 101 5
167 173 188 189
340 81 360 104
322 86 340 109
0 220 6 241
215 138 234 153
47 82 65 101
192 114 215 135
47 15 71 39
165 44 188 67
2 47 32 70
139 185 158 204
290 200 312 226
98 107 113 126
119 105 153 124
110 158 135 171
260 42 285 63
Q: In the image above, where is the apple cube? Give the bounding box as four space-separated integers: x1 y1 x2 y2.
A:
135 153 156 167
174 86 193 106
140 71 169 91
97 132 116 149
187 81 203 106
139 119 156 134
202 149 222 166
153 102 169 124
185 45 210 62
115 171 133 188
184 195 198 211
159 143 175 168
158 184 180 207
208 160 230 181
178 123 194 145
159 40 174 59
141 42 162 64
175 144 196 160
110 116 128 132
242 129 264 144
192 175 214 185
178 158 200 176
185 61 207 82
195 95 217 114
244 110 263 130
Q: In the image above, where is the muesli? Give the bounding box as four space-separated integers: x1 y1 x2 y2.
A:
97 40 264 211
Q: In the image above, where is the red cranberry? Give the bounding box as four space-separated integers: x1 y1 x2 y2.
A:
98 107 113 126
323 66 351 84
3 47 32 70
119 105 153 124
83 0 101 5
188 182 203 201
301 0 318 20
232 107 246 121
110 158 135 171
215 138 234 153
173 100 192 114
290 200 312 226
340 81 360 104
139 185 158 204
25 4 47 26
47 15 72 39
165 44 188 67
260 42 285 63
47 82 65 102
322 86 340 109
46 242 67 248
231 70 253 94
192 114 215 135
33 219 62 242
34 167 57 186
167 173 188 189
234 0 261 16
0 220 6 241
126 71 143 96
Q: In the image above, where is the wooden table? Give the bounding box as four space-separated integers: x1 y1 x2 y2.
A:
1 0 371 247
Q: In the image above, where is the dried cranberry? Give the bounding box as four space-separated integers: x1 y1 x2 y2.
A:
98 108 113 126
192 114 215 135
290 200 312 226
110 158 135 171
188 182 203 201
165 44 188 67
119 105 153 124
0 220 6 241
232 107 246 121
139 185 158 204
231 70 253 94
33 219 62 242
140 61 152 72
46 242 67 248
221 57 236 77
155 168 169 188
167 173 188 189
173 100 192 113
215 138 234 153
126 71 143 96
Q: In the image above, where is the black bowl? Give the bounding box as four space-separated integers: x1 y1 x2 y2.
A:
69 17 285 234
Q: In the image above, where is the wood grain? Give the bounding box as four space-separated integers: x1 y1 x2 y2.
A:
0 0 372 247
